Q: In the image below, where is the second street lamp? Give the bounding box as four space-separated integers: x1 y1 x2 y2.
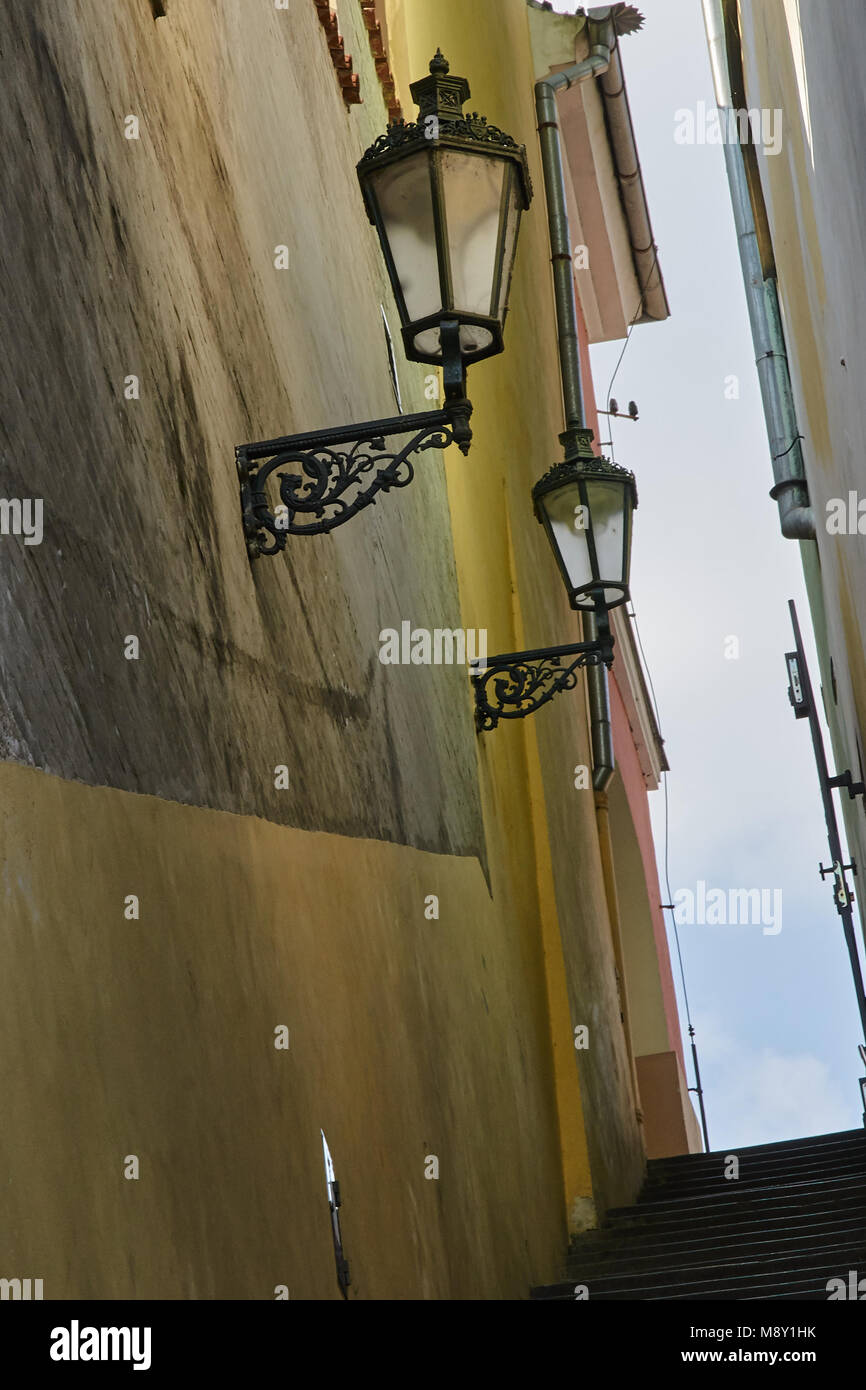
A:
533 452 637 613
471 434 637 731
237 52 532 558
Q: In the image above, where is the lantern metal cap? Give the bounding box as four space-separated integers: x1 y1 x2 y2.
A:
357 54 533 210
532 452 638 515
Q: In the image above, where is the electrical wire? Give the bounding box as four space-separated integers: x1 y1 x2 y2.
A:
602 244 660 462
628 605 694 1031
600 243 694 1021
630 601 710 1148
608 240 711 1139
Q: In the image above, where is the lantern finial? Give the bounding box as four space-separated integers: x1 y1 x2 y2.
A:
410 53 470 120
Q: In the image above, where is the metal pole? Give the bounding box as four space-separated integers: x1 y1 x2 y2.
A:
789 600 866 1046
688 1026 711 1153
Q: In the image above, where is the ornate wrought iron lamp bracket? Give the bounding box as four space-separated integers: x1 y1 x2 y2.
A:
236 324 472 557
471 621 615 732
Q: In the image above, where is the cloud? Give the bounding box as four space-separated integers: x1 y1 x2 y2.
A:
691 1013 855 1148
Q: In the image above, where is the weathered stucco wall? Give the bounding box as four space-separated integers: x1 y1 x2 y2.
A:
0 0 482 856
0 0 649 1298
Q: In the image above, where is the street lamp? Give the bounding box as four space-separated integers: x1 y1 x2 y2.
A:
237 52 532 558
471 433 637 730
533 452 637 613
358 50 532 370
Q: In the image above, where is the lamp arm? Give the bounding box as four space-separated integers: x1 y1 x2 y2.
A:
236 397 471 556
236 320 472 557
471 628 615 731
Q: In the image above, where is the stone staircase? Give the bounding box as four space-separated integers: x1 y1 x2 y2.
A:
532 1128 866 1300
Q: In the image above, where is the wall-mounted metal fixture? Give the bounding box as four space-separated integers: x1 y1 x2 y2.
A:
237 51 532 558
786 649 866 800
827 769 866 802
321 1130 350 1299
471 435 637 730
785 600 866 1047
380 305 403 413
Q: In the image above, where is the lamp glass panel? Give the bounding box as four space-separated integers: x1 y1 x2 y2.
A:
494 175 523 321
584 477 631 606
541 480 594 597
441 149 507 319
369 153 441 325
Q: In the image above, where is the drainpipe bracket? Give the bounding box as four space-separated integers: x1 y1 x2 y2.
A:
769 477 809 503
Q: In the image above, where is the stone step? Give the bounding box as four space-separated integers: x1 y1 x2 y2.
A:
530 1128 866 1301
570 1203 866 1256
566 1220 865 1278
642 1152 865 1196
533 1244 866 1300
605 1172 866 1223
647 1127 865 1172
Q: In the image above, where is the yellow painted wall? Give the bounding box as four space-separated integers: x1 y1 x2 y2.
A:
386 0 645 1217
0 760 570 1298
